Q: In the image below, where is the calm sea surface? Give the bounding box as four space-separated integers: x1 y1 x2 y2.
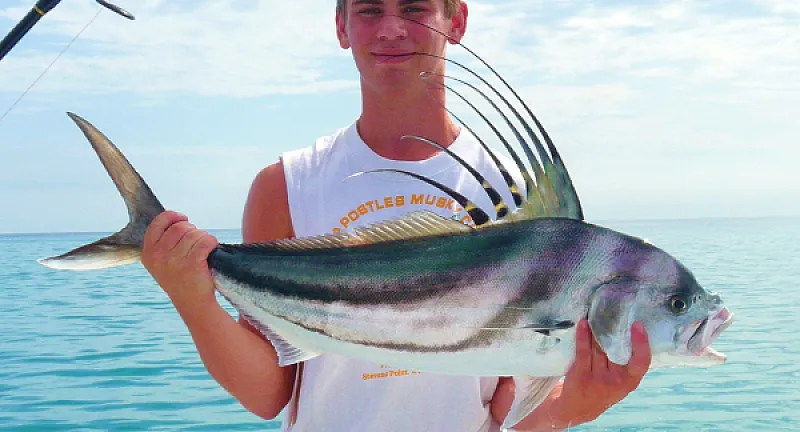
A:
1 218 798 431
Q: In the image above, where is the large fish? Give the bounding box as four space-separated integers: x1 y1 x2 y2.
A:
38 52 733 429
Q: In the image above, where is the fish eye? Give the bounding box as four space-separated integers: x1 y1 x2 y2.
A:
668 295 690 314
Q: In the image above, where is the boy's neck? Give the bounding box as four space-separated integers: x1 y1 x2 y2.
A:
357 83 460 162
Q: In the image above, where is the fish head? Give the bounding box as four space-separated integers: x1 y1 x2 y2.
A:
638 262 734 368
588 241 733 368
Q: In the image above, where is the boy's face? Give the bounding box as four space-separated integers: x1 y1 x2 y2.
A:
336 0 466 91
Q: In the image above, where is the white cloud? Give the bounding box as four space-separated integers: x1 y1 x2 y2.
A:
0 0 352 96
460 0 799 91
754 0 800 14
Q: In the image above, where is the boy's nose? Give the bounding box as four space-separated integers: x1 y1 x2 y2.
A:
377 15 408 41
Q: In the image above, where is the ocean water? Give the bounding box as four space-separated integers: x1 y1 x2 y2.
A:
0 218 798 431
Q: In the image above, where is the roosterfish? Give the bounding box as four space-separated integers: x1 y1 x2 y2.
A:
38 44 733 429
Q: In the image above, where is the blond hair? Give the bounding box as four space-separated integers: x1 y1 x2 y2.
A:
336 0 461 18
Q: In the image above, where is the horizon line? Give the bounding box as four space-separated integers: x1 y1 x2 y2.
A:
1 214 798 237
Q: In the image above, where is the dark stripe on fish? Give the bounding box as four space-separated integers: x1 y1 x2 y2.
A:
286 316 501 352
211 218 602 308
209 227 522 305
273 307 572 353
273 306 538 353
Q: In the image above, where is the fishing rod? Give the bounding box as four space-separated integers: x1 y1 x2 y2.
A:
0 0 134 63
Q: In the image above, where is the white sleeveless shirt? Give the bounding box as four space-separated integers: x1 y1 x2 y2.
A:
280 122 521 432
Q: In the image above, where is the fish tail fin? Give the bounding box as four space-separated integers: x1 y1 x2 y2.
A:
38 112 165 271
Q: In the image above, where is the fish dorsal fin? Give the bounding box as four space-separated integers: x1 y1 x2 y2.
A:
507 158 581 222
270 211 473 251
385 46 587 225
353 210 473 242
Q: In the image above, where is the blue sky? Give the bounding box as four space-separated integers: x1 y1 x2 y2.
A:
0 0 798 234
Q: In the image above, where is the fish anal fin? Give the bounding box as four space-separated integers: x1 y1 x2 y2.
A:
502 376 562 430
239 311 319 367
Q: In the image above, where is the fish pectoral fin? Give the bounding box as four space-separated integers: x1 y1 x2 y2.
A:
502 376 562 430
482 319 574 336
239 311 319 366
588 280 639 365
527 319 574 336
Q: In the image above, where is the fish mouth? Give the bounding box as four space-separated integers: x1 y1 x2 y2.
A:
686 307 734 361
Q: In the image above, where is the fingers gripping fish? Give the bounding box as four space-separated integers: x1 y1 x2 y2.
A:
38 37 733 430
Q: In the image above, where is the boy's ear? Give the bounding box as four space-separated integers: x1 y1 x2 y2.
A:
448 2 468 44
336 11 350 49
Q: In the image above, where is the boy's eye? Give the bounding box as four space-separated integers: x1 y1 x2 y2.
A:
357 7 382 15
